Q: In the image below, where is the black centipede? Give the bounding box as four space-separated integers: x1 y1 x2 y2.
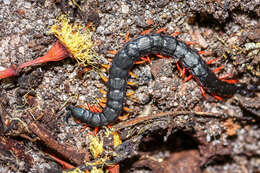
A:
66 33 254 127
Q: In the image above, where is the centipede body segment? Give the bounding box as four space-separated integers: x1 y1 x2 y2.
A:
66 34 250 127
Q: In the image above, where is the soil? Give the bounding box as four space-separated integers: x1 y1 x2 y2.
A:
0 0 259 173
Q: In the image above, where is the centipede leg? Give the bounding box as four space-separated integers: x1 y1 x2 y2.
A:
170 31 180 37
100 73 108 83
123 106 133 112
125 32 130 42
185 41 197 45
126 91 136 96
199 86 206 99
206 58 220 65
134 60 146 64
219 73 238 84
198 51 211 55
176 62 182 74
140 56 151 63
212 94 223 101
141 29 153 35
107 50 117 55
101 64 110 70
94 127 99 136
129 71 139 79
156 28 167 33
213 65 224 73
184 74 193 82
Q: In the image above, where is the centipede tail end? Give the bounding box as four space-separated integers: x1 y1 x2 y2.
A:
235 83 259 97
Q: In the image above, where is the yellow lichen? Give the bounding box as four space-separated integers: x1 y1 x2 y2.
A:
49 15 98 66
89 135 104 159
113 131 122 148
104 127 122 148
62 167 84 173
90 167 103 173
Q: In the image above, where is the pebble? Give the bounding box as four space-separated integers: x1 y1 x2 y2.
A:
3 0 10 5
0 66 6 71
135 16 148 28
24 2 31 9
121 4 129 14
18 46 25 54
0 15 3 22
190 29 209 49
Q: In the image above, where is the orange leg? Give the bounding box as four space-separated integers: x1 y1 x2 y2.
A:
197 51 211 55
126 91 136 97
129 71 139 79
176 62 193 81
184 74 193 82
141 29 153 35
93 106 102 113
156 54 168 59
80 124 89 132
98 101 106 108
206 58 220 65
94 127 99 136
101 64 110 70
199 86 206 99
123 106 133 112
219 73 238 84
156 28 167 33
140 56 151 63
100 89 107 95
87 103 96 112
87 103 102 113
213 65 224 73
82 67 92 73
125 32 130 42
176 62 182 74
185 41 197 45
219 73 232 80
100 73 108 83
97 98 106 108
212 94 223 101
135 56 151 64
97 98 107 103
134 60 146 64
127 81 138 86
170 31 180 37
84 22 92 29
118 113 129 121
107 50 117 55
182 68 186 79
222 79 238 84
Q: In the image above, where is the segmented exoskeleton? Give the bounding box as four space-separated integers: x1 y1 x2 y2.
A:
66 34 251 127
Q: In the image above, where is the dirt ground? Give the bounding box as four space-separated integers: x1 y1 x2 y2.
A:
0 0 259 173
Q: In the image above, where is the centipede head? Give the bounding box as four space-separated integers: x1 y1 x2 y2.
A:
64 105 73 123
65 105 82 123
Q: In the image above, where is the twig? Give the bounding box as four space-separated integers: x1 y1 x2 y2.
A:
29 121 90 166
113 111 225 131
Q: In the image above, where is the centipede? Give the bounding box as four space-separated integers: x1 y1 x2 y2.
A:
66 33 254 127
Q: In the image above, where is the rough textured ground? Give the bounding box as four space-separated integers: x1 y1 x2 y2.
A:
0 0 259 173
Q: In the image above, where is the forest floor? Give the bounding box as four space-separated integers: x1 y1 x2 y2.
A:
0 0 259 173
